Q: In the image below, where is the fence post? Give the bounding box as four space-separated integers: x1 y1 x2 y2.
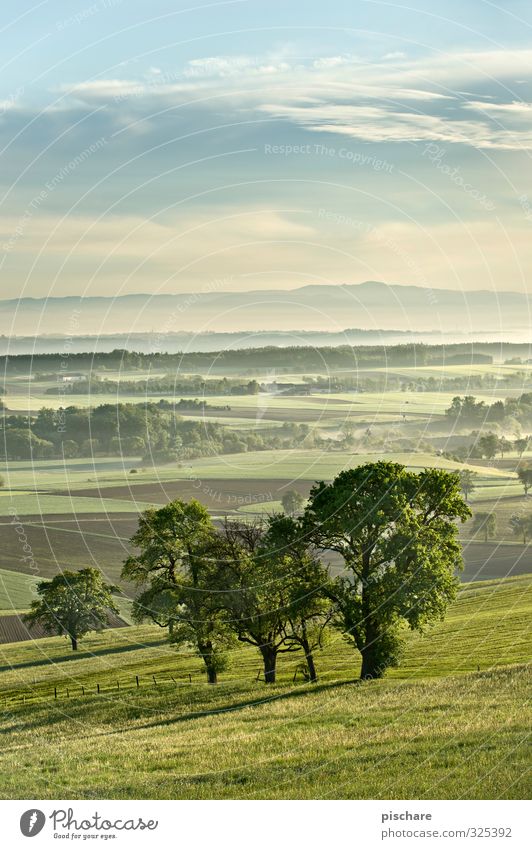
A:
82 686 85 696
97 683 100 694
66 688 69 698
136 675 139 688
153 675 157 686
54 686 57 700
188 674 192 683
117 680 120 691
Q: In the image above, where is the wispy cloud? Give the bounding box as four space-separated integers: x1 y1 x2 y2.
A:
55 48 532 150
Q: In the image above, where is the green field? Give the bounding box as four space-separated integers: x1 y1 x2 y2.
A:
0 574 529 799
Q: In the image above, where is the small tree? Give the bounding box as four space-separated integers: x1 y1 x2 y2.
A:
24 568 119 650
281 489 306 516
514 437 529 458
477 433 500 460
509 514 532 545
471 511 497 542
457 469 477 502
499 437 512 459
517 465 532 496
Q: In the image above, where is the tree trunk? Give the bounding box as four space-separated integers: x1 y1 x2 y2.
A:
260 644 277 683
71 636 78 651
359 617 385 680
360 641 383 679
206 664 218 684
300 635 318 682
199 641 218 684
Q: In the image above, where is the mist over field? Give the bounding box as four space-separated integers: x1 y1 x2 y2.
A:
2 281 532 350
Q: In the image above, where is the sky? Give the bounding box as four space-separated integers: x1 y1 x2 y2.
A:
0 0 531 302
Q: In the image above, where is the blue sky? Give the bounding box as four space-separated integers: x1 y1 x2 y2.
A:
1 0 531 300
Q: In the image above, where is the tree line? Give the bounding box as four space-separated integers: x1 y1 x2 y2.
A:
0 402 314 462
27 463 470 683
446 393 532 428
0 343 495 375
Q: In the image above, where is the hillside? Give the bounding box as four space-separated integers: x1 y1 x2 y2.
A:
2 281 532 336
0 575 529 800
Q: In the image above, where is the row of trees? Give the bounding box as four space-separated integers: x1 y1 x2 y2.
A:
0 343 495 376
122 462 470 683
27 464 470 682
446 393 532 428
0 403 314 462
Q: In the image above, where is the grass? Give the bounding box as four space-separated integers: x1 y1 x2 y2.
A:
168 449 513 483
0 666 528 800
0 568 40 612
0 493 154 517
0 575 529 799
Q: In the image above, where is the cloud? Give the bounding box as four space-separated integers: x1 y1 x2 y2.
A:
54 47 532 150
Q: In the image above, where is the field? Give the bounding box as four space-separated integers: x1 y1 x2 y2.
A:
0 355 531 801
0 575 529 799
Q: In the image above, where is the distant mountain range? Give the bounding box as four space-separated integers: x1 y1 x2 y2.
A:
1 282 530 349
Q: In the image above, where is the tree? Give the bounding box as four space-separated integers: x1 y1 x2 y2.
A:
261 515 333 682
303 462 470 680
477 432 500 460
215 519 314 683
24 568 119 650
457 469 477 502
514 437 529 458
471 511 496 542
499 437 512 458
509 514 532 545
281 489 306 516
517 465 532 496
122 499 231 683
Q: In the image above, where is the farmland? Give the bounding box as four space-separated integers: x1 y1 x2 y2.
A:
0 346 531 801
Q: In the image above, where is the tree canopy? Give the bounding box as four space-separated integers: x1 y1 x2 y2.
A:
24 568 120 651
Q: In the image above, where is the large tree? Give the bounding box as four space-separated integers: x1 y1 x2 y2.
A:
122 499 231 683
303 462 470 680
25 568 120 651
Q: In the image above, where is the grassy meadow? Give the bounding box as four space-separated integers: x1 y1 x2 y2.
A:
0 574 529 799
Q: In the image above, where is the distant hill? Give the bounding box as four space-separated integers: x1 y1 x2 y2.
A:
1 281 531 340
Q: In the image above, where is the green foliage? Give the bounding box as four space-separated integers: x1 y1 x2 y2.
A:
476 432 500 460
24 568 120 650
2 401 315 462
517 464 532 496
281 489 306 516
123 500 233 683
